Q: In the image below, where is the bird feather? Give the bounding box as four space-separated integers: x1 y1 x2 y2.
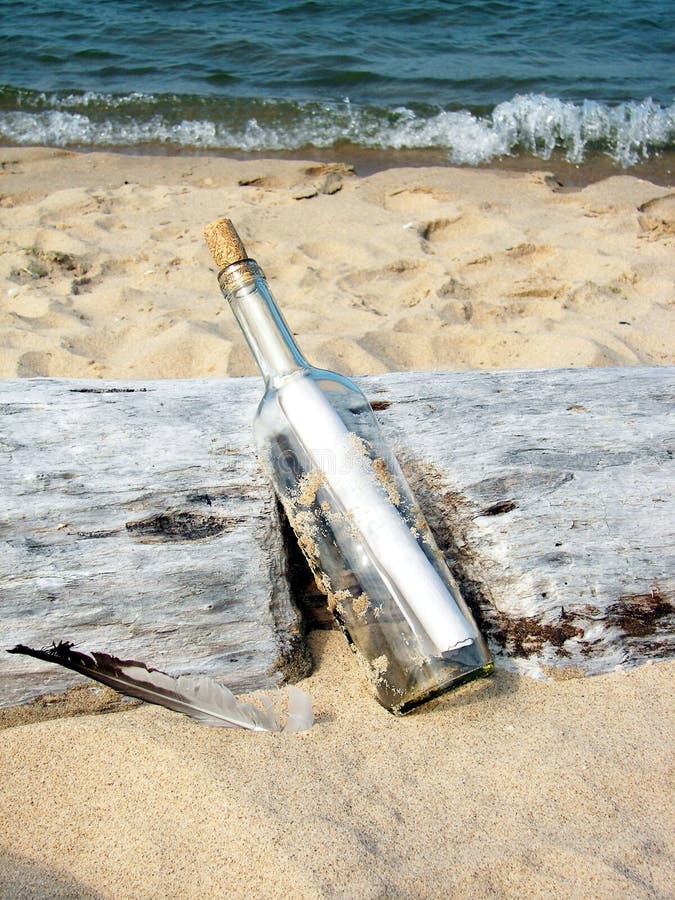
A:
7 641 313 733
283 684 315 733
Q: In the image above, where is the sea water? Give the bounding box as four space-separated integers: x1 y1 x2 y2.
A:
0 0 673 169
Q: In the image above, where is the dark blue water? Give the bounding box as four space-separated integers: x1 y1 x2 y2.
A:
0 0 673 167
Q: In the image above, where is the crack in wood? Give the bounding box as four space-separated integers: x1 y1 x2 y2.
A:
478 500 518 517
69 387 150 394
125 511 239 541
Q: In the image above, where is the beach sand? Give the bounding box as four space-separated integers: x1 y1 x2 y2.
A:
1 148 673 380
1 147 674 898
1 633 673 900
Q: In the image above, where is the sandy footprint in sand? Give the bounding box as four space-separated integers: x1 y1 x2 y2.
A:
16 351 54 376
337 259 438 313
298 239 374 269
384 185 515 253
384 186 466 243
638 193 675 239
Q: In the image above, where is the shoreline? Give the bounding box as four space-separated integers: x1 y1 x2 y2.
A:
2 141 674 187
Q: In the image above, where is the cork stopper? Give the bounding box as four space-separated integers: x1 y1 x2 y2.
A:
204 218 249 270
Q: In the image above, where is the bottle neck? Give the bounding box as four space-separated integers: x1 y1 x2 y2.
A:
218 260 308 384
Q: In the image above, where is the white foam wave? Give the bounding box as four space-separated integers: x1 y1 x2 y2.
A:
10 89 159 110
0 110 216 147
359 95 675 166
1 94 673 168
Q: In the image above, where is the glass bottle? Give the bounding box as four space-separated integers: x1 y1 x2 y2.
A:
205 219 492 713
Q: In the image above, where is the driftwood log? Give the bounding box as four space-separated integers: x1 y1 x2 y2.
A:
1 367 673 707
1 377 308 707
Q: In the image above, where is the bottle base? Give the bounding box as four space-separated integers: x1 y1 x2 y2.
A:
336 613 494 715
385 660 494 717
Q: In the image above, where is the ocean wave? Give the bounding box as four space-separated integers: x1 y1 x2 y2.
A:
0 91 673 168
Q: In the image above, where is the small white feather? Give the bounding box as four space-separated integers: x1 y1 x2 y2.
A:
283 684 314 733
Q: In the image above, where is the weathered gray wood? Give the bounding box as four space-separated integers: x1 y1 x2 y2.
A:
0 378 309 707
367 366 674 677
1 367 673 707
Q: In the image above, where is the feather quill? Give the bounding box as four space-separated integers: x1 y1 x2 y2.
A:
7 642 313 733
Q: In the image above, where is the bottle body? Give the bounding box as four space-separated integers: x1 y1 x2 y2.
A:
254 369 492 713
218 255 492 714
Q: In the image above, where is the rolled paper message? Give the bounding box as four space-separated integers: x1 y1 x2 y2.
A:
278 374 474 656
